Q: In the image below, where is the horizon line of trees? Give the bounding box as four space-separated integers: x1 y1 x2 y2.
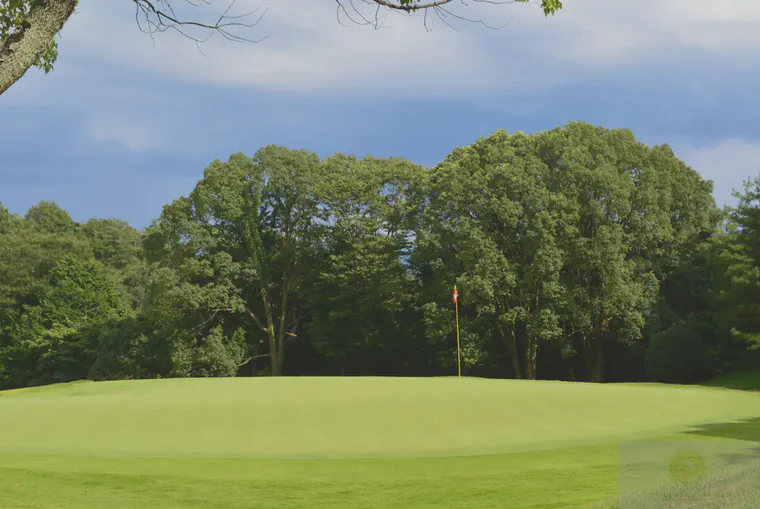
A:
2 121 759 389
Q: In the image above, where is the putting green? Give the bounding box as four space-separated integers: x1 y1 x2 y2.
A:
1 377 759 459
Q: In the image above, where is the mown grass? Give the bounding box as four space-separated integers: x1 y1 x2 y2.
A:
702 370 760 392
586 450 760 508
1 376 759 508
0 445 619 509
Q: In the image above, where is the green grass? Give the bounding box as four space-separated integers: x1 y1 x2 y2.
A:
702 370 760 392
1 377 759 508
587 447 760 508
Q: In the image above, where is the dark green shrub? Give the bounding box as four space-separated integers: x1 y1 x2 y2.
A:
645 323 710 383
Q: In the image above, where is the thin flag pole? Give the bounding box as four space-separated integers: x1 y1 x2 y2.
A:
453 286 461 380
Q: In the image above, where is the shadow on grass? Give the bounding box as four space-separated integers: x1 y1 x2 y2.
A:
700 370 760 392
682 417 760 471
684 416 760 443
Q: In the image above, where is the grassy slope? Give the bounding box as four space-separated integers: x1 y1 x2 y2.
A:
1 377 759 509
702 370 760 391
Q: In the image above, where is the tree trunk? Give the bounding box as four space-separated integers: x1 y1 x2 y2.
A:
524 340 537 380
260 288 281 376
0 0 78 95
499 325 523 379
584 335 604 382
275 279 290 376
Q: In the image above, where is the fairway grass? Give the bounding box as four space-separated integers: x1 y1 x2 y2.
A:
1 377 759 508
702 370 760 392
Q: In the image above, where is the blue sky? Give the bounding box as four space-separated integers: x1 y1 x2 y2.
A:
2 0 760 228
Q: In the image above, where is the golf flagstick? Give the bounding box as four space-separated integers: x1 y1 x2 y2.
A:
453 286 461 380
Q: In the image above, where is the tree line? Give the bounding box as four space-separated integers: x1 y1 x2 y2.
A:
1 122 759 389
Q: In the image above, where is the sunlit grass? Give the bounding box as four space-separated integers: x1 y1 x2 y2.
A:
1 377 759 508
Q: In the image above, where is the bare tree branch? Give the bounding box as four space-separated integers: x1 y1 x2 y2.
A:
238 354 270 367
337 0 527 31
0 0 560 97
127 0 533 47
132 0 270 44
371 0 457 12
245 306 269 333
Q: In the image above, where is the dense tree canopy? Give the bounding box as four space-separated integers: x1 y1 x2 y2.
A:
718 177 760 351
2 121 758 390
0 0 562 96
307 154 423 375
144 148 324 376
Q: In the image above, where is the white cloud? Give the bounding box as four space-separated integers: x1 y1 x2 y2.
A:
674 138 760 207
4 0 760 104
87 114 169 152
61 0 524 96
529 0 760 66
53 0 760 96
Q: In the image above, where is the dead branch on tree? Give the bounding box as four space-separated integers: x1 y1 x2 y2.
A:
336 0 524 31
132 0 269 44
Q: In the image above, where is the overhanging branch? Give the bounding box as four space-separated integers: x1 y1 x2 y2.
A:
1 0 561 97
132 0 269 43
0 0 78 95
370 0 456 12
337 0 548 31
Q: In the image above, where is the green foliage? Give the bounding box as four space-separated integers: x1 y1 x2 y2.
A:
170 325 246 377
41 255 124 326
532 124 718 382
7 256 126 385
306 155 423 374
398 0 562 16
24 200 76 233
416 130 566 379
0 202 14 233
521 0 563 16
645 323 709 383
81 218 142 270
0 122 754 388
88 318 154 380
0 216 91 311
0 207 136 388
719 177 760 349
704 370 760 391
145 148 323 376
413 123 718 381
0 0 59 72
0 0 30 41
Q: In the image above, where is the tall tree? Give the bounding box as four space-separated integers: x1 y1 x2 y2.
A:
719 177 760 351
0 125 739 389
0 209 90 315
80 218 143 270
0 209 95 388
416 130 565 379
145 147 322 376
0 202 15 233
24 200 76 234
534 123 718 382
21 256 126 384
305 154 422 375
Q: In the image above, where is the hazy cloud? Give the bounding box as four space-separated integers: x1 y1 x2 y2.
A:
53 0 760 96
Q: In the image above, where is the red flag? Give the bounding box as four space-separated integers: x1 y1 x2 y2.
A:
452 286 458 304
